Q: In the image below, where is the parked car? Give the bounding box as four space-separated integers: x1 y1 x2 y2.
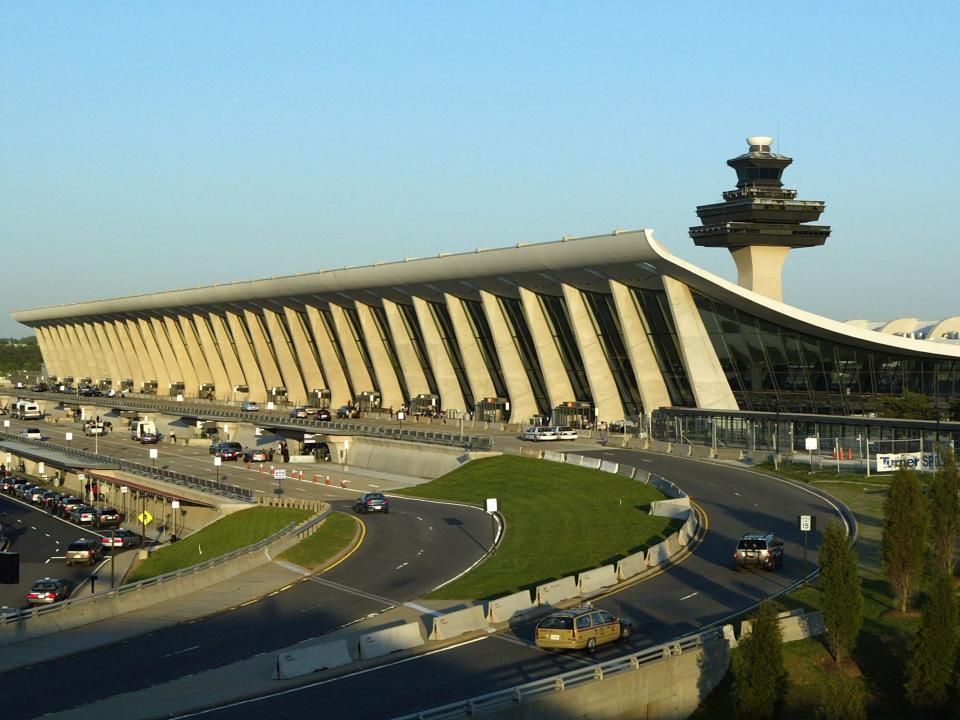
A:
65 538 103 566
20 428 42 440
240 401 260 412
315 408 332 422
551 426 578 441
27 486 47 504
521 426 557 442
100 529 143 550
94 507 123 527
733 533 784 571
40 490 63 511
243 448 270 463
1 476 20 492
211 441 243 460
335 405 359 419
139 431 163 444
56 496 85 517
16 483 40 500
354 492 390 514
534 605 633 652
78 386 103 397
31 382 49 392
68 505 97 525
26 578 72 605
289 407 309 419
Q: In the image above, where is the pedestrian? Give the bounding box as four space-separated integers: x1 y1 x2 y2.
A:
281 441 290 464
268 447 275 462
169 430 176 444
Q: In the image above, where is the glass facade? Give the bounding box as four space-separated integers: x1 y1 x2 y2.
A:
343 306 378 392
427 301 475 410
629 288 695 407
693 292 960 414
317 306 355 399
397 302 439 396
498 296 550 416
370 305 408 401
537 293 590 402
580 290 643 417
462 299 508 399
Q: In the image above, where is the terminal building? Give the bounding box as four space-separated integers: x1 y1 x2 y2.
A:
11 137 960 428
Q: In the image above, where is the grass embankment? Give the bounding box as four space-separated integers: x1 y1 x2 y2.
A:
692 462 928 719
127 506 311 583
395 455 679 601
279 512 359 571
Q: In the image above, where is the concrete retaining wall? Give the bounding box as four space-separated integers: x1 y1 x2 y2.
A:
740 611 826 643
646 540 670 568
358 622 425 659
535 576 578 607
616 550 648 581
487 591 534 624
344 437 482 479
578 565 617 595
429 605 488 641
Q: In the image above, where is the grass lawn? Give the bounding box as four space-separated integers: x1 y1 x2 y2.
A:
278 511 359 571
692 463 932 719
126 506 312 582
395 455 679 601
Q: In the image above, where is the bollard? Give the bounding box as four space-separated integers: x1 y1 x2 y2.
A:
325 475 331 485
312 473 319 483
340 479 348 488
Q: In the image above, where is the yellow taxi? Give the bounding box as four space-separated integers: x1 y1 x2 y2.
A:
534 605 633 652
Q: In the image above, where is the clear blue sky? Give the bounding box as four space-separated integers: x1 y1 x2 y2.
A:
3 2 958 338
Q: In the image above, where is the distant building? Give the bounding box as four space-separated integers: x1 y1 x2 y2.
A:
12 138 960 424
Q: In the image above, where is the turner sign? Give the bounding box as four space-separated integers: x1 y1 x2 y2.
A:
875 452 937 473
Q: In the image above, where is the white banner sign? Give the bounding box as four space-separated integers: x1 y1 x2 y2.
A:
875 452 937 473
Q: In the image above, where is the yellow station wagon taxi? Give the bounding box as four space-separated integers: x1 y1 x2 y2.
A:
534 605 633 652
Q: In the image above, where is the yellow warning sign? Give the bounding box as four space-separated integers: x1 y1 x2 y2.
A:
138 511 154 526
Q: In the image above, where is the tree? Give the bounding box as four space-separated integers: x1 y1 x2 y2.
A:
819 521 863 664
905 572 959 709
732 601 786 720
815 672 866 720
928 449 960 576
881 467 928 612
876 391 939 420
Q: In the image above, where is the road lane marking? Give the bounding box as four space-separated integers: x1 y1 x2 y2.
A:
395 562 408 570
679 591 699 601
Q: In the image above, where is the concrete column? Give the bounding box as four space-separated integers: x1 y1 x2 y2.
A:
282 306 326 397
191 313 231 400
609 281 672 414
177 315 213 391
304 304 351 407
354 301 404 410
92 321 123 385
45 325 71 378
75 323 104 381
127 319 160 386
412 296 466 412
328 303 373 399
242 310 284 396
443 293 495 403
518 287 575 408
102 321 134 385
63 323 92 380
138 318 172 389
263 309 307 403
381 299 430 397
33 328 58 377
479 291 538 423
731 246 790 303
208 313 248 396
226 312 267 401
560 285 625 425
148 317 183 393
661 276 738 410
53 325 81 378
162 316 200 394
111 320 144 387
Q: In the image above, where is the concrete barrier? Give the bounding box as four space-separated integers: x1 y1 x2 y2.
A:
650 476 685 499
723 623 737 648
564 454 584 466
665 533 680 556
274 638 354 679
740 611 825 642
616 464 636 478
519 447 543 459
542 450 565 464
599 460 619 474
535 576 579 606
580 456 602 470
429 605 488 641
578 564 617 595
646 540 670 568
358 622 425 659
634 469 650 483
650 498 691 518
486 590 534 624
616 550 648 581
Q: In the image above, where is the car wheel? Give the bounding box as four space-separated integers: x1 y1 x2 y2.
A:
620 625 632 641
66 561 72 567
585 637 597 653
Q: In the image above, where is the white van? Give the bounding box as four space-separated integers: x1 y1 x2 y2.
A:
130 419 157 440
12 400 42 419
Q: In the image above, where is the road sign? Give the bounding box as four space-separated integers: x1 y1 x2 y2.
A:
804 437 818 451
797 514 816 532
138 511 154 526
274 469 286 480
214 456 222 467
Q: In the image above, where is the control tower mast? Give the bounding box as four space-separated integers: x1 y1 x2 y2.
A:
689 136 831 302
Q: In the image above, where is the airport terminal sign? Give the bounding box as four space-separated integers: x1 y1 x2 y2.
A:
875 452 937 473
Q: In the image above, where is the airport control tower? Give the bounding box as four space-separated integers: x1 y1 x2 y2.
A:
689 136 831 302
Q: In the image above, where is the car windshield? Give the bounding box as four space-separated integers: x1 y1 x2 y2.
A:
539 615 574 630
738 539 767 550
33 581 59 591
365 494 385 501
67 542 91 551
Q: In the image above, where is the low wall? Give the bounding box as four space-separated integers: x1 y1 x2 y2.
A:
344 438 494 479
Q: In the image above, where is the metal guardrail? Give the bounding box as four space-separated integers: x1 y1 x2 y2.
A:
391 628 724 720
7 390 495 451
0 431 254 502
0 512 325 625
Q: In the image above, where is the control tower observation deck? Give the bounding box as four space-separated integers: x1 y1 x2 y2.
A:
689 136 831 302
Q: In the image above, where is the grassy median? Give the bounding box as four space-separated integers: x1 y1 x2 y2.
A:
126 506 312 583
278 511 359 571
395 455 679 601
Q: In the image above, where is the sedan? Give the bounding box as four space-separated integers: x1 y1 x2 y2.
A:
289 407 309 419
354 492 390 514
56 496 85 517
522 426 557 442
68 505 97 525
243 448 270 463
100 529 143 550
27 487 47 504
315 408 332 422
16 484 40 500
0 476 17 492
240 401 260 412
139 431 163 444
26 578 72 605
95 508 123 527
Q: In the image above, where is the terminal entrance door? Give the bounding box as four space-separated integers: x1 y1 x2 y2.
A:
551 401 594 429
357 391 381 413
474 397 511 423
410 393 440 417
309 388 331 409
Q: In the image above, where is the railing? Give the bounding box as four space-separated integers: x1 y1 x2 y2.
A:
6 390 495 451
0 430 254 502
0 516 314 624
390 628 724 719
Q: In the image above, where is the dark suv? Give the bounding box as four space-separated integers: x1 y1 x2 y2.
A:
66 538 103 566
733 533 784 571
